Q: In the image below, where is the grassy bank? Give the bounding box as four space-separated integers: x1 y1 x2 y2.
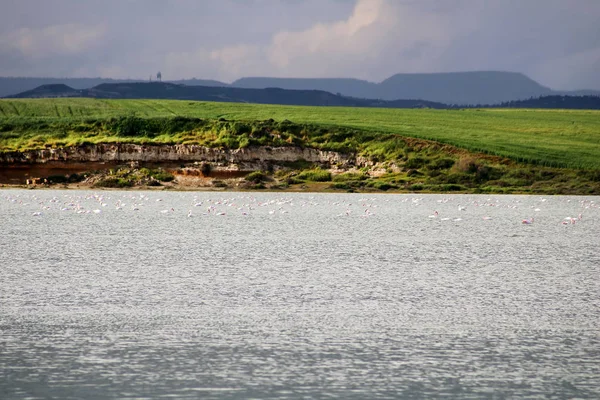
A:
1 98 600 170
1 98 600 194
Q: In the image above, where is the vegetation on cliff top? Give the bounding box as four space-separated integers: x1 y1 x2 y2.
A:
1 98 600 194
1 98 599 170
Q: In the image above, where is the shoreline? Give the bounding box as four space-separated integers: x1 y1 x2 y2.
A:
2 142 599 196
0 181 587 196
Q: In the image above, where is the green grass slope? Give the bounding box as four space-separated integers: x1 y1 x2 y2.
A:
1 98 599 170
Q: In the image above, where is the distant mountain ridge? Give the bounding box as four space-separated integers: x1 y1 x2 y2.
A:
7 82 600 110
234 72 556 105
6 82 447 109
233 72 600 105
0 77 229 99
2 71 599 105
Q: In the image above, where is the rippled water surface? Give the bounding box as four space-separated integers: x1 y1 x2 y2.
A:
1 190 599 399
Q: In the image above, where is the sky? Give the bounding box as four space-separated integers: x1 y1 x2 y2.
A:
1 0 599 90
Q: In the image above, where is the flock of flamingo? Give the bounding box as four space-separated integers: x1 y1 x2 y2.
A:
1 191 597 227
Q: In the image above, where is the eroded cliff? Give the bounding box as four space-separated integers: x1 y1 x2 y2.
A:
0 144 362 169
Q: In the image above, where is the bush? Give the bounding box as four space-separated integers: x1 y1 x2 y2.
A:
475 165 492 183
456 156 480 173
429 157 455 170
405 156 428 169
506 168 534 185
215 135 240 149
333 172 368 182
245 171 268 183
372 181 397 191
200 163 212 176
146 179 162 187
426 169 442 178
229 122 251 135
446 172 474 185
330 182 350 190
286 177 304 185
152 171 174 182
296 169 332 182
139 168 174 182
108 116 149 137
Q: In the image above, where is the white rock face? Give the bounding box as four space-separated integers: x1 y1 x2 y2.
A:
0 144 363 167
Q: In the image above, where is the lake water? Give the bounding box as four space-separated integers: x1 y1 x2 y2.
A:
1 190 599 399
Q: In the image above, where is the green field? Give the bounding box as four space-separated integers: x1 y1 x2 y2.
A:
1 98 600 170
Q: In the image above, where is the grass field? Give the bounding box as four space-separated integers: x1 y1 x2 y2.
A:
1 98 599 170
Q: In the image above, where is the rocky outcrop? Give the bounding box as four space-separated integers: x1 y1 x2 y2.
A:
0 144 365 169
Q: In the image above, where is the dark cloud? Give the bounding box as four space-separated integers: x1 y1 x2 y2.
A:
1 0 598 89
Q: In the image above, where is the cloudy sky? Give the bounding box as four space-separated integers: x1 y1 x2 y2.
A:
1 0 599 90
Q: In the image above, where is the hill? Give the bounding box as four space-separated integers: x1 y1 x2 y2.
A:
378 71 552 105
3 71 599 105
0 77 229 98
10 84 80 98
233 77 378 99
7 81 600 110
234 71 556 105
6 82 447 108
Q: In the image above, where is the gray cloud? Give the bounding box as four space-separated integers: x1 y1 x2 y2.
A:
1 0 598 89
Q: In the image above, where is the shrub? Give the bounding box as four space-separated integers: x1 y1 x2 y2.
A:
146 179 162 187
446 172 474 185
475 165 492 183
108 116 150 137
139 168 174 182
296 169 331 182
332 172 368 182
405 156 428 169
215 135 240 149
330 182 350 190
245 171 268 183
200 163 212 176
229 122 250 135
372 181 397 191
506 168 534 185
429 157 455 170
456 156 479 173
427 169 442 178
152 171 174 182
286 177 304 185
